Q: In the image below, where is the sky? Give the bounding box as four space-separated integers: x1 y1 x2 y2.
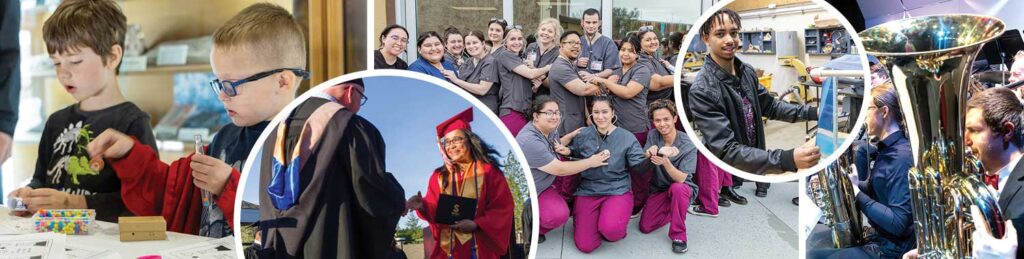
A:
242 75 515 205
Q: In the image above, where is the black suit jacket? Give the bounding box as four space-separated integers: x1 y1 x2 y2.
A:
998 157 1024 258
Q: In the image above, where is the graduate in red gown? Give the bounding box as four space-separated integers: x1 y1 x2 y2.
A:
407 107 515 259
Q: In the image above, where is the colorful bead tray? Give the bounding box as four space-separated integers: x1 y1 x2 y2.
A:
32 209 97 235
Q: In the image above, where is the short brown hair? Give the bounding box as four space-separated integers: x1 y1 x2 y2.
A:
43 0 126 71
648 99 678 120
213 3 306 69
967 87 1024 147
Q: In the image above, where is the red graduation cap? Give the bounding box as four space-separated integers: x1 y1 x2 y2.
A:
436 107 474 139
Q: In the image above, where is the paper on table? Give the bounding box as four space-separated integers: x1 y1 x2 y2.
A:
0 216 36 234
0 232 67 259
159 236 235 259
66 243 119 259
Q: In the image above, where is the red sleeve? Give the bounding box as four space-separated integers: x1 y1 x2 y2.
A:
473 165 514 254
215 168 240 232
416 170 442 224
110 140 175 217
110 140 203 234
417 170 442 243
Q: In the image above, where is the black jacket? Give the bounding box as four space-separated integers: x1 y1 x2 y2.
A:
688 55 816 174
999 156 1024 258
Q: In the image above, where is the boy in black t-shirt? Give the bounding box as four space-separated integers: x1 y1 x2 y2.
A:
6 0 156 222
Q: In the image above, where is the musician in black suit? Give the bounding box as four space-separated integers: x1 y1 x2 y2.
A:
966 87 1024 258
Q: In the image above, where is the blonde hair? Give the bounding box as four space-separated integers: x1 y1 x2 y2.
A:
213 3 306 69
537 18 563 49
501 28 525 50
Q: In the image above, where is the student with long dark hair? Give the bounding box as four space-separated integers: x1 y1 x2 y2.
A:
406 108 515 259
516 95 608 243
567 96 660 253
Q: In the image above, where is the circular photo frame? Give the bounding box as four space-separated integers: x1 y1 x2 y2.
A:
673 0 872 183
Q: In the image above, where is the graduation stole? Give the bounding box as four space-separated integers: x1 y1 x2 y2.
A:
267 102 346 210
438 161 487 257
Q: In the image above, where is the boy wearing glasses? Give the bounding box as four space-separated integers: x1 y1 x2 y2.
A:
6 0 156 223
85 3 308 238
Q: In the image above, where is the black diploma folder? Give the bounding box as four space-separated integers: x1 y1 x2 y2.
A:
435 194 477 224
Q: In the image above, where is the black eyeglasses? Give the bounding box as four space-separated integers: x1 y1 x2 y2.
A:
346 85 368 106
210 68 311 97
490 17 507 23
506 24 523 30
442 136 467 147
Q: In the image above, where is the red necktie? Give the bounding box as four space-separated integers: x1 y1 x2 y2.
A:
984 174 1000 190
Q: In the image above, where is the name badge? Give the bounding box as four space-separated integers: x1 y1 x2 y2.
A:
590 59 603 71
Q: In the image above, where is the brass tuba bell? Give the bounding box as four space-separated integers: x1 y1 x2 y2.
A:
859 14 1006 258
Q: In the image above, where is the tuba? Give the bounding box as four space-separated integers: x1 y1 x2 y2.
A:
859 15 1006 258
809 149 865 248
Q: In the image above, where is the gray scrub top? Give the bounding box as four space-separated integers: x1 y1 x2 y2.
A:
458 54 501 114
525 42 560 68
494 47 533 115
580 35 622 74
612 64 652 134
639 53 674 103
548 57 588 136
645 129 698 197
447 52 471 74
570 126 647 196
517 122 560 192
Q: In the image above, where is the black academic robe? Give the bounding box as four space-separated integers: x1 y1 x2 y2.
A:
257 98 406 258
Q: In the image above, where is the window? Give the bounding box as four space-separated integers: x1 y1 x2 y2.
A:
513 0 600 39
610 0 700 42
415 0 503 39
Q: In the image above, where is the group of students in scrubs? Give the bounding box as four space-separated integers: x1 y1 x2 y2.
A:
373 7 742 255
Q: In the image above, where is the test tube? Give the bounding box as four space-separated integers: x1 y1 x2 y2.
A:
196 135 211 207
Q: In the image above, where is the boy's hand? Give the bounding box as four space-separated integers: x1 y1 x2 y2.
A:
651 154 669 166
645 146 658 158
7 187 33 217
794 141 821 169
22 188 78 211
88 129 135 159
190 154 233 195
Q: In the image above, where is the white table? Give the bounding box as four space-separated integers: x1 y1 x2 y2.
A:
0 207 216 258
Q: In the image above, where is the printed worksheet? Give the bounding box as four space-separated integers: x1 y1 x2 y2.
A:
159 236 235 259
0 217 35 235
0 232 67 259
65 243 119 259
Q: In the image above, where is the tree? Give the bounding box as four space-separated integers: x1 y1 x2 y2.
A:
503 150 530 244
395 213 423 243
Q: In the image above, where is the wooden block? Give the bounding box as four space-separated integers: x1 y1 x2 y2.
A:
118 216 167 241
120 230 168 242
